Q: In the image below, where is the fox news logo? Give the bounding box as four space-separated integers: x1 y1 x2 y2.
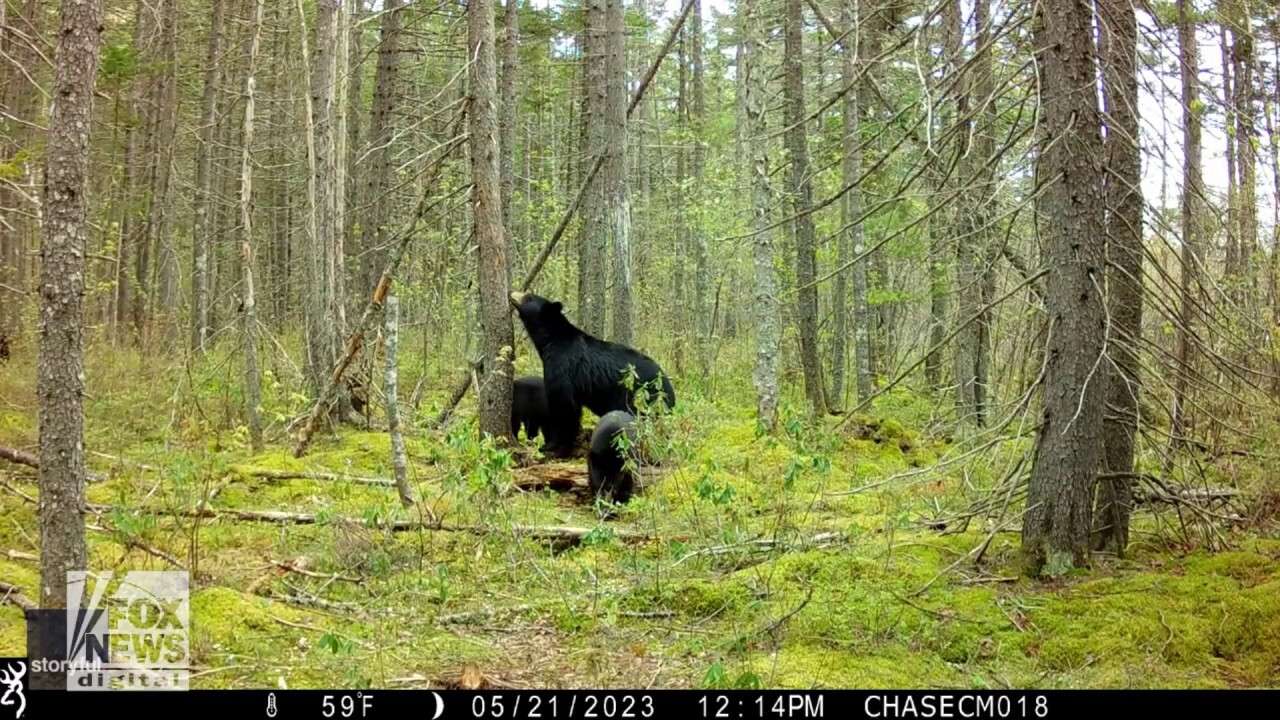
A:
66 571 189 690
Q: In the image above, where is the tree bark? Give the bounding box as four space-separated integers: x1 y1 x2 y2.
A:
852 0 876 405
1020 0 1107 576
191 0 226 353
1093 0 1142 557
742 0 778 432
1171 0 1203 455
344 0 365 292
578 0 608 337
383 294 414 507
304 0 340 400
689 0 708 379
39 0 104 608
784 0 827 416
363 0 404 300
151 0 180 345
500 0 519 279
1232 0 1257 304
240 0 266 452
605 0 633 347
470 0 515 442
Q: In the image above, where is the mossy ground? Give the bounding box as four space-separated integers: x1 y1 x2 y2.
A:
2 341 1279 689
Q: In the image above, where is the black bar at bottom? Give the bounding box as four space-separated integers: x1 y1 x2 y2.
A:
16 688 1279 719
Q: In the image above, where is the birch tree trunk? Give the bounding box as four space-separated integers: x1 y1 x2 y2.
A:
241 0 266 451
383 293 414 507
742 0 778 431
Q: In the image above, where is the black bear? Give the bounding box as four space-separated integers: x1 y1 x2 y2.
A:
588 410 641 505
510 375 549 441
509 291 675 457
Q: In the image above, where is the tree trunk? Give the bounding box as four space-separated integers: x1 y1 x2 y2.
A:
470 0 515 442
501 0 519 279
125 0 156 344
1093 0 1142 557
1171 0 1202 455
784 0 827 416
1221 21 1239 291
363 0 404 300
150 0 180 346
304 0 339 399
344 0 365 290
605 0 633 347
689 0 708 381
1233 0 1257 307
1020 0 1107 576
852 1 875 404
332 0 351 362
39 0 105 608
192 0 226 353
742 0 778 432
241 0 266 452
578 0 607 337
383 294 414 507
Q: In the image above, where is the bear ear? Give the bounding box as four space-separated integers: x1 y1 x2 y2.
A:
548 301 563 315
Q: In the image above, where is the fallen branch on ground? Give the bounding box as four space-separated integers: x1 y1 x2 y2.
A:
86 523 188 571
510 462 662 495
0 447 38 469
272 558 362 584
5 549 37 562
1 446 107 482
435 604 535 625
90 503 670 546
236 467 395 487
0 580 36 610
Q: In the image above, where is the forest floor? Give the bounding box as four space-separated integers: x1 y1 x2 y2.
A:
2 344 1280 689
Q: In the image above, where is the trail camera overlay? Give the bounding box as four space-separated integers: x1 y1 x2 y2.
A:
66 571 189 690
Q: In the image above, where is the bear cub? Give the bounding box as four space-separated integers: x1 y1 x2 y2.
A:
510 375 549 441
588 410 642 506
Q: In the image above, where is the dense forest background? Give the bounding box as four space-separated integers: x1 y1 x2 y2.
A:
3 0 1280 690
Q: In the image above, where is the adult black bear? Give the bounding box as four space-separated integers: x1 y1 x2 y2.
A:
509 291 674 457
511 375 549 441
588 410 641 505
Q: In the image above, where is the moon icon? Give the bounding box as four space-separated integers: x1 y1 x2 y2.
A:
431 691 445 720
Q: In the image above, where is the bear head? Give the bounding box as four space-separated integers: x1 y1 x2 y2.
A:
510 291 580 351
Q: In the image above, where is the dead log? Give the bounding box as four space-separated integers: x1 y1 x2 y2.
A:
511 462 661 496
